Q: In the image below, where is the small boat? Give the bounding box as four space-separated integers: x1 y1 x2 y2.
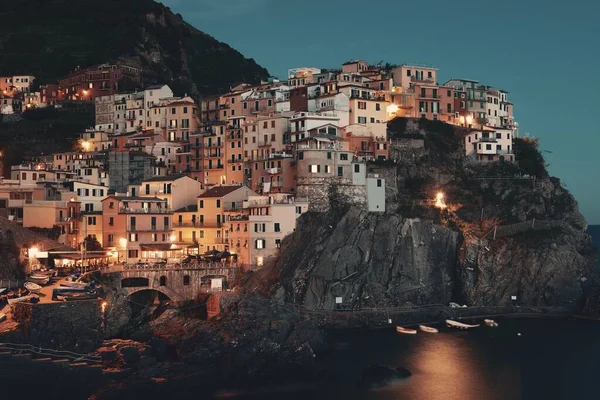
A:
27 275 50 285
57 292 98 301
0 288 8 296
396 326 417 335
446 319 479 330
419 325 439 333
8 294 33 305
484 319 499 327
60 281 88 289
24 282 42 294
0 313 6 323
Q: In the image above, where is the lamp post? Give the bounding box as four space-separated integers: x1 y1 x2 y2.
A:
119 238 128 266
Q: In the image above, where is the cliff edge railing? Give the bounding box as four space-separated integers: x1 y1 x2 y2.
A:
482 218 565 240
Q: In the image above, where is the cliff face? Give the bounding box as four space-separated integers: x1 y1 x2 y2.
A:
275 208 460 309
269 118 597 312
0 0 269 96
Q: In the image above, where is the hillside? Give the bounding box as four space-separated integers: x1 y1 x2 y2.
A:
262 118 597 311
0 0 269 97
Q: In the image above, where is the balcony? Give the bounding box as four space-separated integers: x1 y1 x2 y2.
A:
128 226 170 232
204 164 224 170
119 207 172 214
204 152 222 158
411 76 436 84
176 222 199 228
227 159 243 164
258 141 271 147
267 167 282 174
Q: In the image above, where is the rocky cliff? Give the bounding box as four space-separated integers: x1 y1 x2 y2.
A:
267 118 597 312
0 0 269 96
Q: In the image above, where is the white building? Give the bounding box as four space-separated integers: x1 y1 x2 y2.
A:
464 128 515 163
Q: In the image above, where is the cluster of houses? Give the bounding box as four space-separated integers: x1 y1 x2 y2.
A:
0 59 519 269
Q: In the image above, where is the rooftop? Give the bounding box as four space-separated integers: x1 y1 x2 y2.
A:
104 196 165 202
174 205 198 213
198 185 244 198
142 174 189 183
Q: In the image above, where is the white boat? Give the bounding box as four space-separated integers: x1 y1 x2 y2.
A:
27 275 50 285
8 294 33 305
24 282 42 294
484 319 499 327
396 326 417 335
0 288 7 295
446 319 479 330
60 281 88 289
419 325 439 333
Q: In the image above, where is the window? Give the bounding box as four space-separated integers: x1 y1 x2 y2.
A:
496 133 502 139
421 88 426 97
216 199 221 208
375 103 381 111
297 152 304 160
164 216 169 229
370 117 375 123
159 276 167 286
310 165 320 173
128 250 139 258
199 200 204 208
243 102 247 109
377 179 382 187
109 217 114 226
340 153 349 161
129 233 138 242
327 152 332 160
486 144 492 150
358 101 367 110
354 164 360 173
152 234 158 242
358 117 367 124
183 275 190 285
325 165 331 174
337 166 343 177
256 239 265 249
274 223 281 232
87 217 96 226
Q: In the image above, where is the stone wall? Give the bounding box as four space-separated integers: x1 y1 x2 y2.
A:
297 179 368 212
10 300 103 352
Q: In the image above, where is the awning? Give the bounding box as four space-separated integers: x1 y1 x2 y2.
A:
314 137 331 142
140 244 184 251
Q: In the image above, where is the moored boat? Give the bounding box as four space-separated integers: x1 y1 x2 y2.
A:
419 325 439 333
396 326 417 335
0 313 6 323
60 281 88 289
27 275 50 285
24 282 42 294
446 319 479 330
484 319 499 327
0 288 8 296
8 294 33 305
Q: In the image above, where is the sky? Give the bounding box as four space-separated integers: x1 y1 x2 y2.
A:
161 0 600 224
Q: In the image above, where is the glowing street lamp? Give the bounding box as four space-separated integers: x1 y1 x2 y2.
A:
81 141 90 151
435 192 447 210
119 238 128 265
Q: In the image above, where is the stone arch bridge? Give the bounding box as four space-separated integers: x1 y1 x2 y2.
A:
104 263 240 303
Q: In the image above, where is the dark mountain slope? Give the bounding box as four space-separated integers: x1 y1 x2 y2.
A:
0 0 269 96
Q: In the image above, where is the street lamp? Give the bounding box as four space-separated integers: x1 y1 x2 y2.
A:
119 238 128 265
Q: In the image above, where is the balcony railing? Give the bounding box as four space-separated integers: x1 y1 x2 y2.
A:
176 222 198 227
227 159 242 164
119 207 171 214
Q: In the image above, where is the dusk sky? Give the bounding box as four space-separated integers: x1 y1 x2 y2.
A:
162 0 600 223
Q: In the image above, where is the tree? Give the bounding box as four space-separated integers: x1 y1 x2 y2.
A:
80 235 103 251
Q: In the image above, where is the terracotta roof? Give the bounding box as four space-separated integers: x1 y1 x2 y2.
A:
143 174 188 183
198 185 244 198
174 205 198 213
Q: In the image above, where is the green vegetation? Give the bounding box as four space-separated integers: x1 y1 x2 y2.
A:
513 137 549 178
0 0 269 96
0 108 93 167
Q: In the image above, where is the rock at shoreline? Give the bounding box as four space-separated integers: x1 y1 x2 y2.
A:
359 365 412 389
